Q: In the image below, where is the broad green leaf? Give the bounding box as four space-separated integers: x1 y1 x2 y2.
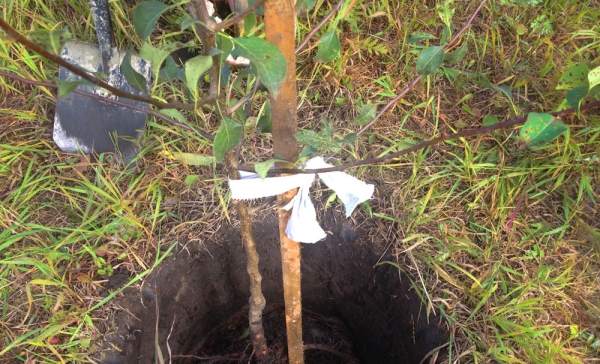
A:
298 144 318 160
437 0 455 27
295 0 318 14
519 112 567 149
121 50 147 92
556 63 589 90
313 30 341 63
440 24 452 46
133 1 169 40
140 41 195 77
416 46 445 75
353 103 377 125
216 34 234 64
588 65 600 91
257 100 272 133
213 117 243 163
566 86 588 114
158 56 180 81
343 133 357 144
493 85 512 100
483 115 499 126
295 120 345 152
54 78 87 98
243 13 256 36
159 109 186 122
444 40 468 65
184 174 199 186
248 0 265 15
254 159 275 180
184 55 212 98
407 31 437 43
180 18 202 31
29 28 71 55
232 37 286 98
173 152 213 166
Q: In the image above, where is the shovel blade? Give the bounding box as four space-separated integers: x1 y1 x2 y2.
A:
53 40 151 164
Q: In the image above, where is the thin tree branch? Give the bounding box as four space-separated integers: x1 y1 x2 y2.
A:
356 0 488 137
236 100 600 174
189 0 220 106
0 18 216 111
0 70 214 140
213 0 267 32
295 0 345 54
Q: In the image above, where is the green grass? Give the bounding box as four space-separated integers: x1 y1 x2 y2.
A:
2 0 600 362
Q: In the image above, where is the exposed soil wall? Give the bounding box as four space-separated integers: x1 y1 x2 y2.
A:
101 214 446 363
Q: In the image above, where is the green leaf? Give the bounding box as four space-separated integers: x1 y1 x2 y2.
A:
140 41 195 77
173 152 213 166
180 18 202 31
588 65 600 91
216 34 234 64
295 0 318 14
121 50 147 92
436 0 455 27
444 40 468 65
566 86 588 114
243 13 256 36
248 0 265 15
440 24 452 46
483 115 499 126
54 78 86 98
213 117 243 163
29 28 71 55
133 1 169 40
353 103 377 125
231 37 286 98
257 100 272 133
343 133 357 144
158 56 180 82
159 109 186 122
493 85 512 100
416 46 445 76
295 120 343 152
407 31 437 43
184 174 199 186
254 159 275 180
519 112 568 149
313 30 341 63
556 63 589 90
184 55 212 98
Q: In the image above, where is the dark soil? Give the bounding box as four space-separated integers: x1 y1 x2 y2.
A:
100 212 447 364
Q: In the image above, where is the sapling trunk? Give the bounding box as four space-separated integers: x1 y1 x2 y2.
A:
264 0 303 363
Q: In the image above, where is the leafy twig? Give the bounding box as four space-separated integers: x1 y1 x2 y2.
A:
227 0 346 116
356 0 488 136
0 70 214 140
0 18 220 111
295 0 345 54
213 0 267 32
237 100 600 174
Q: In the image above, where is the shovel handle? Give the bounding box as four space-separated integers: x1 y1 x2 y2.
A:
90 0 114 74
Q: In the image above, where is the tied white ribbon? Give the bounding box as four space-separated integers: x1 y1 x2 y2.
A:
228 157 374 243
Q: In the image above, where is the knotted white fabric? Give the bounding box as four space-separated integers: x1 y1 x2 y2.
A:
228 157 374 243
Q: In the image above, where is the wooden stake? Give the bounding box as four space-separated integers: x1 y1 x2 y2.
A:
263 0 303 363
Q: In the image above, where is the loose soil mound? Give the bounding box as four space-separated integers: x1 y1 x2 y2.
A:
101 214 447 363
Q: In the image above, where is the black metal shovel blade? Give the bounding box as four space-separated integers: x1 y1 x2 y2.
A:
53 41 151 164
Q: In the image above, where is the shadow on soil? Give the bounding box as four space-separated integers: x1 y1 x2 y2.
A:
102 214 447 363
